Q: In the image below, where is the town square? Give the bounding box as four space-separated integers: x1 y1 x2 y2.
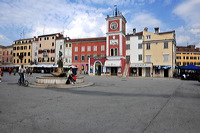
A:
0 0 200 133
0 72 200 133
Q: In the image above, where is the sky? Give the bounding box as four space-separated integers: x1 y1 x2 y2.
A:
0 0 200 47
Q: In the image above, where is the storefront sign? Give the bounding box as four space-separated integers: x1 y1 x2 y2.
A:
130 63 152 67
105 60 121 67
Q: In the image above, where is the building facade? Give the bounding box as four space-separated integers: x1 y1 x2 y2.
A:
176 45 200 66
69 37 106 74
37 33 63 66
13 38 33 66
2 45 13 66
143 27 176 77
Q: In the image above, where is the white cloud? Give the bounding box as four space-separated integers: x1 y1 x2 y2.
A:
0 34 12 45
173 0 200 46
127 12 163 33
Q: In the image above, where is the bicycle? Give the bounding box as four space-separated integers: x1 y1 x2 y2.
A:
18 74 29 87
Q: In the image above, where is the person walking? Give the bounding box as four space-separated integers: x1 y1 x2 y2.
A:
18 65 26 85
0 68 2 82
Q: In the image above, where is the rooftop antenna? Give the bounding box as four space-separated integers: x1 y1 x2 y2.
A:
43 25 45 35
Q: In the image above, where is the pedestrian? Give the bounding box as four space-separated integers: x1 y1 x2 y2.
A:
0 68 2 82
66 67 74 84
13 67 17 76
8 67 12 75
18 65 26 85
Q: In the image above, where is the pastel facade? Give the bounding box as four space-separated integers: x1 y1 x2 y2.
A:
64 37 72 66
37 33 63 66
69 37 106 74
13 38 33 66
2 45 13 66
143 27 176 77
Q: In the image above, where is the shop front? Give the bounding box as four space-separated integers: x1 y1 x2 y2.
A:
104 60 122 76
153 65 172 77
130 63 153 77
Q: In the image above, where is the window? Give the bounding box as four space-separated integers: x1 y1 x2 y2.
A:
60 45 62 49
75 47 78 52
146 43 150 50
74 55 78 61
138 54 142 61
111 48 118 56
39 44 41 48
52 36 54 39
126 36 130 40
94 46 97 51
126 44 130 50
35 52 37 56
66 44 68 47
164 42 168 49
176 56 181 59
138 43 142 49
69 44 71 47
101 45 105 51
52 42 54 46
163 54 169 62
87 46 91 51
81 46 85 52
138 35 142 40
28 52 30 56
81 55 85 61
24 46 27 50
87 55 91 60
146 35 151 39
155 69 160 74
146 55 151 62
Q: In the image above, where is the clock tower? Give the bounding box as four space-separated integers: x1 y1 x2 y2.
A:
105 5 127 76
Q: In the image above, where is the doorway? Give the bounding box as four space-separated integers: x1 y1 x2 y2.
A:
146 67 150 77
164 69 169 77
138 68 142 76
111 67 117 76
95 61 102 75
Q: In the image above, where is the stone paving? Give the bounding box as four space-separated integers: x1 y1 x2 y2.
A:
0 72 200 133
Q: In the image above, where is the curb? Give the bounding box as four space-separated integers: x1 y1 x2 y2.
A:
29 82 94 88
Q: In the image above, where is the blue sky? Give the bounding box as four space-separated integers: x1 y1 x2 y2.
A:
0 0 200 47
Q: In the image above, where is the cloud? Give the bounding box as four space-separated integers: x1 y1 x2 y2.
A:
127 12 163 33
0 34 12 45
173 0 200 46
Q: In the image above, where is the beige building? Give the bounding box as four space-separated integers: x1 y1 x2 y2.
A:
143 27 176 77
13 38 33 66
37 33 63 66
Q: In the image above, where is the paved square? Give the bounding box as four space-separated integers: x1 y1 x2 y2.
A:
0 73 200 133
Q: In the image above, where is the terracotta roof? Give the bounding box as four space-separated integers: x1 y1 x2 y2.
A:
38 33 61 37
176 45 200 52
158 30 175 34
14 38 34 41
66 37 106 42
126 31 143 36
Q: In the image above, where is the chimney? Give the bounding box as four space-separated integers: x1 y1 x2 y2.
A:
133 28 136 35
144 27 148 32
154 27 159 34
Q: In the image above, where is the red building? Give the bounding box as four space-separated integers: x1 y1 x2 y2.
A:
68 37 106 74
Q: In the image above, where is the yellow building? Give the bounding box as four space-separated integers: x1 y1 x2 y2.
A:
143 27 176 77
13 38 33 66
176 45 200 66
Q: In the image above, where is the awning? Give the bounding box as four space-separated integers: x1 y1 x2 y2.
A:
130 63 152 68
105 60 121 67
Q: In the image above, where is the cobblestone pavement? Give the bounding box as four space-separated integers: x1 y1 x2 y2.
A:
0 72 200 133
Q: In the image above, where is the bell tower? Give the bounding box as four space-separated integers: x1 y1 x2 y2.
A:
105 5 127 76
106 5 126 57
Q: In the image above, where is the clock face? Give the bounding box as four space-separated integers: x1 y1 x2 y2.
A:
110 22 118 30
